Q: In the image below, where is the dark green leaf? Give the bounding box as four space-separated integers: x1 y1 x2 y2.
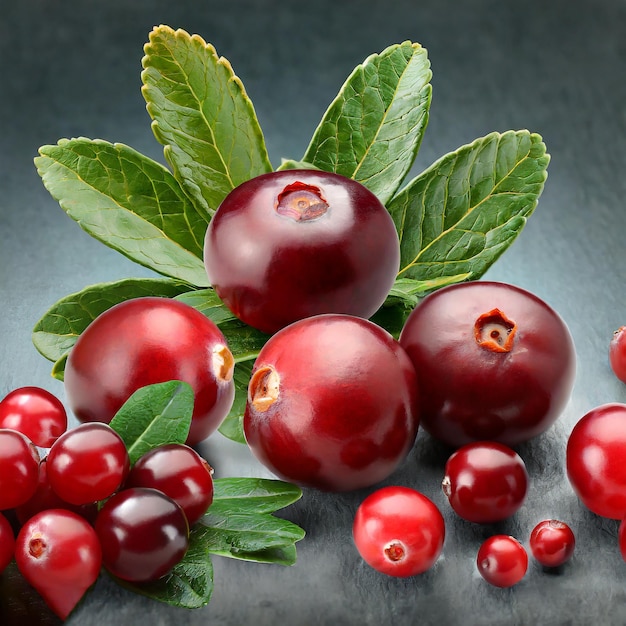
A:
216 319 269 363
109 381 194 464
35 138 209 285
200 512 305 563
32 277 193 367
302 41 432 204
211 477 303 515
218 359 253 443
115 524 214 609
389 130 550 283
142 25 273 217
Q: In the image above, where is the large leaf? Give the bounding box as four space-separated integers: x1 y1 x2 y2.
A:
35 138 209 285
389 130 550 283
32 277 193 367
302 41 431 205
142 25 273 217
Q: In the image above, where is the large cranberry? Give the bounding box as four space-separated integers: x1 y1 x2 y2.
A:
243 314 419 491
203 170 400 334
64 297 235 445
399 281 576 447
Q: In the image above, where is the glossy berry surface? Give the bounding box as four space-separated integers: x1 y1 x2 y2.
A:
243 314 419 491
15 509 102 620
0 511 15 574
0 428 40 510
0 386 67 448
442 441 529 523
126 444 214 525
352 486 445 577
566 403 626 519
609 326 626 383
204 170 400 334
399 280 576 447
64 296 235 445
529 519 575 568
46 422 130 506
476 535 528 588
95 487 189 582
15 457 98 526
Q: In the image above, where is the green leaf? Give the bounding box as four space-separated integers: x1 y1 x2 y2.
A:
35 138 209 286
32 277 193 367
387 274 473 306
200 512 305 564
174 288 269 361
211 477 303 515
199 478 304 564
389 130 550 283
109 381 194 464
276 158 321 171
175 288 236 325
302 41 432 205
142 25 273 217
218 359 253 443
115 524 214 609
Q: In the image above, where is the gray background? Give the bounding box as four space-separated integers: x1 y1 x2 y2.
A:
1 0 626 624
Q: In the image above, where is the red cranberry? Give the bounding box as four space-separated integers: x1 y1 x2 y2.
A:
64 296 235 445
399 281 576 447
243 314 419 491
203 170 400 334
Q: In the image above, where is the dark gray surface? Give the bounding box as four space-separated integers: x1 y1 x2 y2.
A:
2 1 626 624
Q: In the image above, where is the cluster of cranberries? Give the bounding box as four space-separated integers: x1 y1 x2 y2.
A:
0 386 214 620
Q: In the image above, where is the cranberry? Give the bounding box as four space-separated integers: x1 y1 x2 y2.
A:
352 486 445 577
476 535 528 588
441 441 528 523
46 422 130 506
0 386 67 448
203 170 400 334
399 280 576 447
610 326 626 383
566 403 626 519
15 457 98 526
15 509 102 620
529 519 575 568
125 443 214 526
0 428 40 510
64 296 235 445
95 487 189 582
243 314 419 491
0 511 15 574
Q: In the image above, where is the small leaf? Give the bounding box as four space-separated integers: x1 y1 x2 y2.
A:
35 138 209 286
115 525 214 609
211 477 303 515
32 277 193 367
175 288 236 325
142 25 273 217
200 512 305 563
109 381 194 464
389 130 549 283
276 159 321 171
302 41 432 204
218 359 253 443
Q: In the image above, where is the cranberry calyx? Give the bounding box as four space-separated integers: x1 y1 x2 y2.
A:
474 308 517 353
249 366 281 412
275 181 329 221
